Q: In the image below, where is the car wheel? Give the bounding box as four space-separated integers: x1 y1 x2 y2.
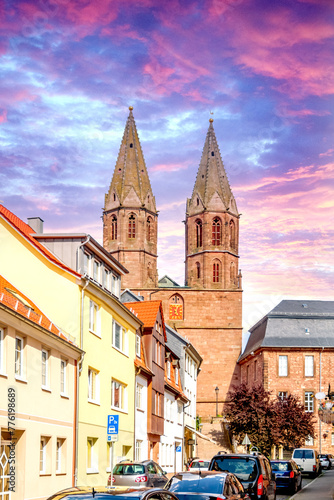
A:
289 480 298 495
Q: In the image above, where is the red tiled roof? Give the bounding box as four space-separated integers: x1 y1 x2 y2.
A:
126 300 167 341
0 204 80 277
0 275 76 344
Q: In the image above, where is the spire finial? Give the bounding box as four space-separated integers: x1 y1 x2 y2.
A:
209 110 214 123
129 106 133 111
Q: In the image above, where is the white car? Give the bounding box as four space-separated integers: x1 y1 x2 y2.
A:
319 454 332 470
187 459 210 472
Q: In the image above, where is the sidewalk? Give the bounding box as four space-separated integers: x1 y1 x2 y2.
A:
293 469 334 500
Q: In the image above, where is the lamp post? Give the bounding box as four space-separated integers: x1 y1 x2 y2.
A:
215 386 219 417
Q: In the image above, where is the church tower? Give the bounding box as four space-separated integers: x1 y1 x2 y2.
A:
103 107 158 289
185 118 241 290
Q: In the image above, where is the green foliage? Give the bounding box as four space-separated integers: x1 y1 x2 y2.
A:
224 384 316 455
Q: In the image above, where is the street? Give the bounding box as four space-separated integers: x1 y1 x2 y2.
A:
277 469 334 500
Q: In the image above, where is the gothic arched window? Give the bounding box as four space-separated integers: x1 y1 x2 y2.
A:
195 219 202 248
196 262 200 279
212 217 221 246
128 214 136 239
111 216 117 240
147 217 152 242
213 260 221 283
230 220 236 249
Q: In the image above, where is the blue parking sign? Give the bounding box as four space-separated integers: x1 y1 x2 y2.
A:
107 415 119 434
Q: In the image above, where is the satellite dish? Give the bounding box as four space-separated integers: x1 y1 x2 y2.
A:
315 392 326 400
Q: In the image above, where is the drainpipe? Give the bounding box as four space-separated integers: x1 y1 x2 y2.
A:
74 275 89 486
319 348 324 454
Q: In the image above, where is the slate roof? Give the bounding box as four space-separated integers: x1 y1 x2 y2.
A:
0 275 77 346
0 204 80 278
240 300 334 361
125 300 167 342
158 275 181 288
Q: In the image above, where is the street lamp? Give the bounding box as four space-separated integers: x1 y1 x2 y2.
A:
215 386 219 417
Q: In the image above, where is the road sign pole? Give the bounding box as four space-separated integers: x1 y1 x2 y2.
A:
110 441 114 488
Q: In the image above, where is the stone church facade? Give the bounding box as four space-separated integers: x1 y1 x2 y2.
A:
103 107 243 419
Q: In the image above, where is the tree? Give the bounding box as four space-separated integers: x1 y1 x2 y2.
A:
224 384 316 456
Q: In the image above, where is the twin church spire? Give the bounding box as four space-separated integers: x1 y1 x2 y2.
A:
103 108 240 291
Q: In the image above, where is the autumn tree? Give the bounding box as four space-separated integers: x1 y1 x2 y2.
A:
224 384 315 456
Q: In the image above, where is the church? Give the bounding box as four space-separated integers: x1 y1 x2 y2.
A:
102 107 243 419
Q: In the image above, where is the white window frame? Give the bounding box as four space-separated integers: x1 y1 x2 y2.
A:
60 359 67 395
177 402 183 424
175 367 179 385
112 274 120 298
112 320 128 354
87 437 98 473
40 437 47 474
305 355 314 377
88 368 100 404
111 379 127 412
0 328 4 374
56 438 65 473
135 334 141 357
83 252 91 276
135 440 142 461
93 259 101 282
278 391 288 401
305 391 314 412
15 335 24 379
136 383 144 410
89 300 100 336
305 435 314 446
104 268 112 292
278 355 288 377
41 349 49 389
167 360 171 379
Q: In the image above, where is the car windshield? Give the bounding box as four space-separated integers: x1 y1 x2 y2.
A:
113 464 145 475
211 457 257 482
319 455 327 459
293 450 314 459
271 462 289 471
169 476 225 494
190 461 210 469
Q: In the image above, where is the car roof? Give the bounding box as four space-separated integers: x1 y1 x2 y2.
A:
48 486 166 499
172 471 229 479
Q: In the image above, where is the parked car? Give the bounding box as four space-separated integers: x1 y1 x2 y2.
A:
291 448 321 477
208 452 276 500
318 454 332 470
270 459 302 494
165 471 248 500
188 459 210 471
108 460 168 488
47 486 179 500
328 454 334 467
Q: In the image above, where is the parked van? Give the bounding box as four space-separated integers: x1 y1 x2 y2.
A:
291 449 320 477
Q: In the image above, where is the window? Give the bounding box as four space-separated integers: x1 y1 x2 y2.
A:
212 217 221 245
41 349 49 388
40 436 50 474
56 438 65 474
196 262 200 279
15 336 24 378
136 383 144 410
213 261 220 282
83 252 91 275
112 274 120 297
111 216 117 240
112 320 127 353
305 435 314 446
147 217 152 241
60 359 67 395
278 391 288 401
104 268 112 292
128 214 136 238
88 368 99 403
167 360 171 379
155 340 161 366
89 300 100 335
278 355 288 377
0 328 4 373
87 437 98 473
230 219 236 248
175 367 179 385
177 403 183 424
305 355 314 377
135 440 142 461
111 379 127 411
93 260 100 282
304 392 314 412
135 334 141 357
195 220 202 247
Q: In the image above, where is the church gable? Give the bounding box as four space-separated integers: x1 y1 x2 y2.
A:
123 185 142 206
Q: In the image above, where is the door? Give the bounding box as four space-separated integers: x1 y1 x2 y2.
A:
0 440 11 500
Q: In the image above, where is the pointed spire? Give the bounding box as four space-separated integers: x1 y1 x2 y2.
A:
187 118 238 216
105 107 156 212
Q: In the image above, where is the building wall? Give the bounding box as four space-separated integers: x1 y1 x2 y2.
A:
0 309 78 500
135 374 149 460
240 348 334 455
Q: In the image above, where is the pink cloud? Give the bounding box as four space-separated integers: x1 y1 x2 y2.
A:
319 149 334 157
0 109 7 123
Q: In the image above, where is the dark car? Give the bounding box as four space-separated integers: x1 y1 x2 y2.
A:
270 459 302 494
209 452 276 500
47 486 179 500
165 471 248 500
108 461 168 488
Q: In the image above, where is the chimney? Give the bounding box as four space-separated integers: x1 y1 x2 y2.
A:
27 217 44 233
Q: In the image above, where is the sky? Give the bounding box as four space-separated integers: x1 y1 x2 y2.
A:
1 0 333 331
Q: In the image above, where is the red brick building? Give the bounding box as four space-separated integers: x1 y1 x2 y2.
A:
239 300 334 455
103 108 243 420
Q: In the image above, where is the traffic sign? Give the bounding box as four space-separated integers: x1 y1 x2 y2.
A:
242 434 251 446
107 434 118 442
107 415 119 435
